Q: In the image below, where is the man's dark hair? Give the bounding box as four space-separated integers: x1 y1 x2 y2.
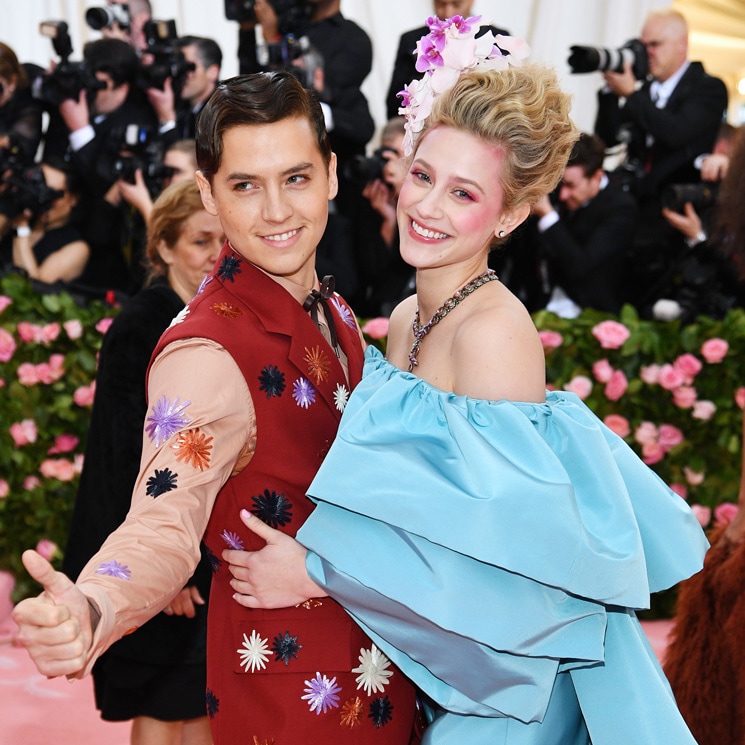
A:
196 71 331 180
83 38 140 88
178 36 223 71
567 132 606 177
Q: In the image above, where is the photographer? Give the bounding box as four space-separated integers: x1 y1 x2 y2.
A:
89 0 153 54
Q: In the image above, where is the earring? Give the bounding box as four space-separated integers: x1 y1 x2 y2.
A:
498 230 505 238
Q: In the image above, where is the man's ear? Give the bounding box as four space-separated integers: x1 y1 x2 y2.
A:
327 152 339 201
195 170 218 216
496 202 531 238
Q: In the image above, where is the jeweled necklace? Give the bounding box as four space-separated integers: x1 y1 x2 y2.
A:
408 269 499 371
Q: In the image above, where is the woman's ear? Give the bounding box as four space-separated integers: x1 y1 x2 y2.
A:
495 203 531 239
156 239 175 267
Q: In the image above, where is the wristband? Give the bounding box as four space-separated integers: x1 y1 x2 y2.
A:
15 225 31 237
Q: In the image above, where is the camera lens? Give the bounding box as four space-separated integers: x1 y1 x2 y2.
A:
86 8 114 31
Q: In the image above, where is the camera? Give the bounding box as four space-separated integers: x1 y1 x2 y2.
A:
568 38 648 81
661 182 719 214
137 19 195 93
86 3 130 31
32 21 106 107
108 124 173 193
345 146 398 187
224 0 311 36
257 34 321 89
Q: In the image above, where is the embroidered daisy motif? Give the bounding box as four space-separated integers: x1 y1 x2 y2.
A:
333 384 349 412
221 529 244 550
272 630 302 665
217 253 242 282
297 599 323 610
331 296 357 329
211 302 242 319
301 672 342 714
258 364 285 399
352 644 393 695
292 377 316 409
96 560 131 580
340 696 365 728
145 395 191 447
251 489 292 528
205 689 220 718
145 467 177 497
205 546 222 573
304 345 331 385
369 695 394 728
168 305 190 328
172 428 213 471
237 630 270 672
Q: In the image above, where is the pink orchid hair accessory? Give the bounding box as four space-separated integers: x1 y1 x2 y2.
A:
397 15 531 155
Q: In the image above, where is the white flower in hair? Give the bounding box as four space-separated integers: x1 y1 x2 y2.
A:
397 15 531 154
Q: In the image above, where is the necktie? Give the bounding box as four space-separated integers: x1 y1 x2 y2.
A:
303 275 339 356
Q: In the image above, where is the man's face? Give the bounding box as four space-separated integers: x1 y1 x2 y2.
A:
558 165 602 212
433 0 473 19
92 72 127 115
179 45 216 106
641 16 687 82
196 116 337 288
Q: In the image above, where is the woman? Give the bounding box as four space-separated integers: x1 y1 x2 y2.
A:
12 158 90 284
226 18 708 745
62 180 224 745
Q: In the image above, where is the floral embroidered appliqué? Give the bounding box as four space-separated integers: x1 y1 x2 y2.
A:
145 396 192 447
297 599 323 610
211 302 242 319
292 377 316 408
217 253 242 282
206 546 222 573
340 696 365 728
258 365 285 399
205 689 220 718
146 467 177 497
333 384 349 412
301 672 342 714
96 560 131 580
369 695 394 728
237 630 270 672
171 428 213 471
251 489 293 527
168 305 190 328
331 296 357 329
352 644 393 695
272 630 302 665
221 529 244 550
304 345 331 385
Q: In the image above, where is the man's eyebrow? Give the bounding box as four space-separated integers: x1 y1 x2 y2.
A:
226 162 317 181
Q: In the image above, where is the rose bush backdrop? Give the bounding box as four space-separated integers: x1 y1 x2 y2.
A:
2 274 743 611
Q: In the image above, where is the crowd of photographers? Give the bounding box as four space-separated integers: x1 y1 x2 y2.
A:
0 1 743 323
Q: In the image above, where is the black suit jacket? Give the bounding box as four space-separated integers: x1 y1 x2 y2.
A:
538 178 639 313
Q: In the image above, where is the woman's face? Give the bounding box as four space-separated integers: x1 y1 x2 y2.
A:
160 209 225 301
0 75 14 107
40 164 77 227
397 125 509 272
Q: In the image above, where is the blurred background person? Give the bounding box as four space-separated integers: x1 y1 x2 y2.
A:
63 179 224 745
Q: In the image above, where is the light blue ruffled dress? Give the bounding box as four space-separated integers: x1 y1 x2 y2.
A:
297 347 708 744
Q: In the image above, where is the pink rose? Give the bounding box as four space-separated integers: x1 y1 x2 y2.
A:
592 358 614 383
735 387 745 410
604 414 630 438
658 424 684 451
17 363 40 386
0 479 8 498
39 458 77 481
63 319 84 340
563 375 593 400
634 421 658 446
673 353 702 383
714 502 739 526
672 386 698 409
10 419 38 447
35 539 58 562
0 295 12 314
642 442 666 464
361 317 390 340
0 328 16 363
669 483 687 499
47 433 80 454
24 476 41 490
692 400 716 421
684 467 705 486
700 337 729 364
690 504 711 528
41 323 61 344
538 330 564 350
96 317 114 334
639 364 660 385
73 382 96 407
657 364 685 391
591 320 630 349
17 321 40 343
604 370 628 401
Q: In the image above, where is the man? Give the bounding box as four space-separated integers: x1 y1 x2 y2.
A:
532 133 639 316
385 0 509 119
12 71 417 745
594 9 727 313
